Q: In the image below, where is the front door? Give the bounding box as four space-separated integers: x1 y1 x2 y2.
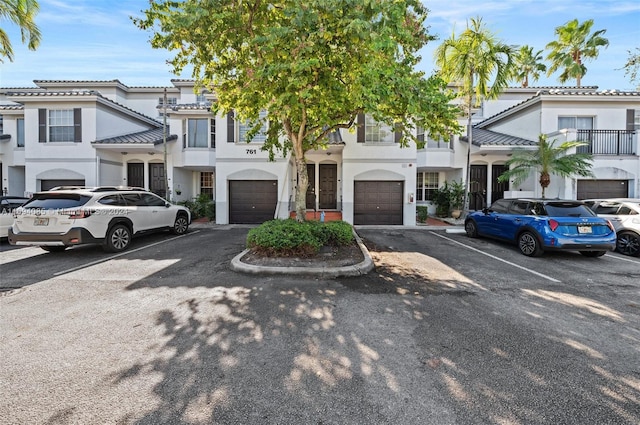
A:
306 164 316 210
492 164 509 204
127 163 144 188
469 165 488 211
149 163 166 198
319 164 337 209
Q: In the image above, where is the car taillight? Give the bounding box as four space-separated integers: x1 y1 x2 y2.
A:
68 209 92 219
606 220 615 232
548 219 559 231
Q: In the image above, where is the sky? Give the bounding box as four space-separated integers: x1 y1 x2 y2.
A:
0 0 639 90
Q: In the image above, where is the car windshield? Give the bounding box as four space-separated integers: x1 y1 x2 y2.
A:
545 203 595 217
22 193 91 209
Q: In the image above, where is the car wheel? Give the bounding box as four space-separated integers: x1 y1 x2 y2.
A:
518 231 543 257
579 251 607 257
465 220 478 238
104 224 131 253
40 246 66 253
172 214 189 235
616 231 640 257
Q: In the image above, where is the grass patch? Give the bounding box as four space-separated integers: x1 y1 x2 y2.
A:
247 219 354 257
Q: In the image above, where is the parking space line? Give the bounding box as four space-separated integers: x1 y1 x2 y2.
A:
604 254 640 264
429 231 562 283
53 231 200 277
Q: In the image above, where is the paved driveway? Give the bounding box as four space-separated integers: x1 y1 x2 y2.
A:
1 226 639 424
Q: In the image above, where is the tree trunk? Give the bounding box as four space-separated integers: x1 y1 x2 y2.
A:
294 152 308 223
540 172 550 198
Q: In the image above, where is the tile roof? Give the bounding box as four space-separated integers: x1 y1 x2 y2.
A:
166 103 212 111
460 128 536 147
0 104 24 110
5 90 161 125
476 89 640 128
92 128 178 145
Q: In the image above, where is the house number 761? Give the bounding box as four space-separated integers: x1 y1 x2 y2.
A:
246 149 257 155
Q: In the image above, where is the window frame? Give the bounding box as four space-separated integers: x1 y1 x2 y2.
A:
48 109 75 142
200 171 214 199
364 114 395 144
416 171 439 202
17 118 25 147
557 116 594 131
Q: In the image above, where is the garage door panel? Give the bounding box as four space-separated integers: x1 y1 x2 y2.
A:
229 180 277 224
41 179 86 191
577 180 628 200
354 181 403 225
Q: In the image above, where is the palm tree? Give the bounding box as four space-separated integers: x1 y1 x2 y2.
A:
511 45 547 88
545 19 608 87
497 134 594 198
0 0 41 62
435 16 515 215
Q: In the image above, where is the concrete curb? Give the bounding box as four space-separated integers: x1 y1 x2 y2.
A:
230 230 375 277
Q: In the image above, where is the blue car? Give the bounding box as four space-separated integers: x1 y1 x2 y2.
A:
464 199 617 257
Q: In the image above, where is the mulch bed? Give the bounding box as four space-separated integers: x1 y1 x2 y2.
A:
240 240 365 268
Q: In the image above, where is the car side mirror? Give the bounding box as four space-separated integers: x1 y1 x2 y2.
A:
482 207 490 214
165 202 171 208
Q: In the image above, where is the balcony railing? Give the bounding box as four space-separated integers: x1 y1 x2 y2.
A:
576 130 637 155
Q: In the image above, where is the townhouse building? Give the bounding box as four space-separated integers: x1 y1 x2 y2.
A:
1 80 638 226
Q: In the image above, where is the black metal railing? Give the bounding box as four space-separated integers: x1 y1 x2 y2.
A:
576 130 637 155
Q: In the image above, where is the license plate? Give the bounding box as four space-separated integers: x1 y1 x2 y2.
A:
577 225 592 234
34 217 49 226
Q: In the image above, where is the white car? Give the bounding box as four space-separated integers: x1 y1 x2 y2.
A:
584 198 640 257
8 187 190 252
1 196 30 239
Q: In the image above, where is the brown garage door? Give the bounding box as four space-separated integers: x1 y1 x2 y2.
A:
229 180 277 224
354 181 403 225
577 180 628 199
41 179 86 191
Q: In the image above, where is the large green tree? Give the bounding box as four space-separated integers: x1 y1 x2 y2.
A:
497 134 594 198
511 45 547 88
0 0 41 62
545 18 609 87
134 0 460 221
434 16 514 215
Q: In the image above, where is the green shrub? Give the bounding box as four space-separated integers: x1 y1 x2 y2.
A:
320 220 354 246
416 206 429 222
246 219 354 257
180 193 215 220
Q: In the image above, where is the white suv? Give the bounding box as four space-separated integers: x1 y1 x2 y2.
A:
584 198 640 257
8 187 191 252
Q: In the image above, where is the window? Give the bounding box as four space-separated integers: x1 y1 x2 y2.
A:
196 93 207 104
187 118 209 148
239 110 267 143
141 193 167 207
365 114 394 143
158 97 177 106
490 199 511 213
0 114 3 134
425 137 452 149
635 110 640 130
416 172 439 201
200 172 213 199
558 116 594 130
17 118 24 147
416 126 425 143
49 110 74 142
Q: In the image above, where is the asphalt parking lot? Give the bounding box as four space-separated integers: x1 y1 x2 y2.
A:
1 225 639 424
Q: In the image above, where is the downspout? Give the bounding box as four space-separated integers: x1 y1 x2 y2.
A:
96 156 100 186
